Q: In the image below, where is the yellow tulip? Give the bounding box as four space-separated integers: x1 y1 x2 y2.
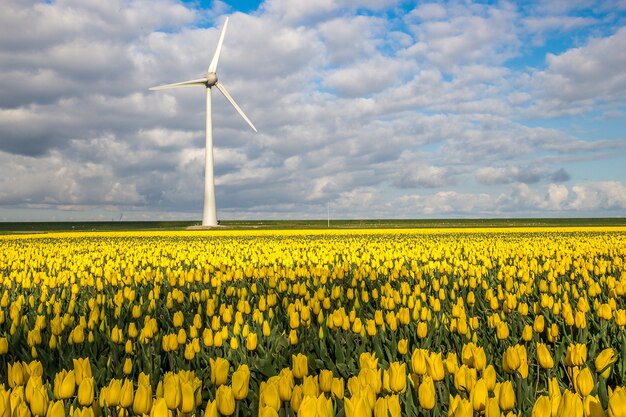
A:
119 379 134 409
531 396 551 417
359 352 378 371
205 400 218 417
53 370 75 400
261 381 281 412
122 358 132 375
0 387 10 417
483 365 496 391
278 370 294 402
485 397 500 417
387 362 406 393
397 339 408 355
77 378 94 407
210 357 230 387
583 395 604 417
471 379 488 412
132 382 152 415
246 333 257 351
29 385 48 417
417 322 428 338
0 338 8 355
179 380 195 414
291 385 304 414
418 375 435 410
502 346 521 374
331 377 344 400
574 367 594 398
8 362 25 388
46 401 65 417
16 402 31 417
595 348 617 379
537 343 554 369
426 352 445 382
292 353 309 379
386 395 401 417
150 398 170 417
565 344 587 367
232 365 250 400
344 395 371 417
319 370 333 393
259 406 279 417
216 386 235 416
411 349 427 375
498 381 515 411
609 386 626 417
162 374 181 410
556 390 583 417
105 379 122 407
373 397 388 417
72 359 92 386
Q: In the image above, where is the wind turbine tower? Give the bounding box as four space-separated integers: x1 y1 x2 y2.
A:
150 17 257 227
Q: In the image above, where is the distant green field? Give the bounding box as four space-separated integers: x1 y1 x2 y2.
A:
1 217 625 234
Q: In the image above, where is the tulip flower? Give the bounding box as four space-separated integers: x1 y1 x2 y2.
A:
471 379 488 412
319 370 333 393
574 367 594 398
150 398 170 417
565 344 587 367
133 382 152 415
537 343 554 369
292 354 309 379
0 338 8 355
46 401 65 417
72 359 92 386
583 395 603 417
483 365 497 391
260 381 281 412
344 395 371 417
532 396 551 417
246 333 257 351
179 380 195 414
595 348 617 379
418 375 435 410
53 370 76 400
387 362 406 393
210 358 230 387
331 377 344 400
498 381 515 411
411 349 427 376
119 379 134 409
232 364 251 400
426 352 445 382
259 406 279 417
77 378 94 407
485 397 500 417
557 390 583 417
29 384 48 417
609 386 626 417
216 386 235 416
8 362 26 388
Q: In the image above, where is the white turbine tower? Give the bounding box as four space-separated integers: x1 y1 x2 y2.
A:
150 17 257 227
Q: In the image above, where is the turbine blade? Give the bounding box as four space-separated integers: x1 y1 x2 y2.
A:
149 78 207 90
208 17 229 73
215 82 257 132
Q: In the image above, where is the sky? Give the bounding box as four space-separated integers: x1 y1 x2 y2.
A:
1 0 625 221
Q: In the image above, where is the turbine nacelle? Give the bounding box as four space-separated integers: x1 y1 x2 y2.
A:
205 72 218 87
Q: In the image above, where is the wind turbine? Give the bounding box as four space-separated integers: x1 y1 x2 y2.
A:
150 17 257 227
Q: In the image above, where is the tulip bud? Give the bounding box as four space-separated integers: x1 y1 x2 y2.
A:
77 378 94 407
537 343 554 369
418 375 435 410
216 386 235 416
232 365 250 400
210 358 229 387
292 354 309 379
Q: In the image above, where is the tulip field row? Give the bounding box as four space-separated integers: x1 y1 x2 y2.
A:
1 227 626 417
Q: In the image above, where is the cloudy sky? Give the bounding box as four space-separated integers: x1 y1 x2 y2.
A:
1 0 625 221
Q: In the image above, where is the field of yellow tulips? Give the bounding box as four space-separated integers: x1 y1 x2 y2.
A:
1 227 626 417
